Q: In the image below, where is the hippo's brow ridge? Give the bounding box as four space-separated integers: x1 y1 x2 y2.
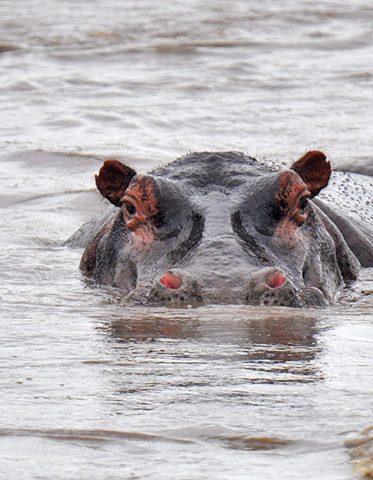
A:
167 212 204 264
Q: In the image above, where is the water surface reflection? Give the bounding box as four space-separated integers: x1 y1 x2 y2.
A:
99 307 323 412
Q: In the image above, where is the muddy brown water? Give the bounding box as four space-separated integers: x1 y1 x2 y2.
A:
0 1 373 479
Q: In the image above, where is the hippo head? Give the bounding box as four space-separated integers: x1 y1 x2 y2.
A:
81 151 359 307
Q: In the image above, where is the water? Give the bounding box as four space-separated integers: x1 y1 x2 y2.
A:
0 1 372 478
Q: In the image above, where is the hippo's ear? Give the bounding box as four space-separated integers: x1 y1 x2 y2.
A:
291 151 331 198
95 159 137 207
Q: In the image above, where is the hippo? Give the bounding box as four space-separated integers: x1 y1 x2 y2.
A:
73 150 373 307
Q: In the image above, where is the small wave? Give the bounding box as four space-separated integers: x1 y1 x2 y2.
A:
0 43 19 53
337 71 373 81
153 44 197 55
46 32 373 62
2 80 39 92
0 427 193 444
1 148 103 165
153 40 260 54
209 433 292 451
8 189 95 206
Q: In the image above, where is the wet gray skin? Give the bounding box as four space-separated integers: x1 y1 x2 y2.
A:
72 151 373 307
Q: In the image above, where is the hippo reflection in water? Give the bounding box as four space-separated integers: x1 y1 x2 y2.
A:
75 151 373 307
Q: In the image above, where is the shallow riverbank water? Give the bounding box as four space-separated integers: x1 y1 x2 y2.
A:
0 1 372 479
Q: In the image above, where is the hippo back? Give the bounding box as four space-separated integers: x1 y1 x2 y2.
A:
316 170 373 267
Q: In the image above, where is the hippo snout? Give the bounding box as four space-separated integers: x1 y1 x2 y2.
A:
126 267 328 307
133 268 299 307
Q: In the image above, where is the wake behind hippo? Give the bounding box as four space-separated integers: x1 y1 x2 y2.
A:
74 150 373 307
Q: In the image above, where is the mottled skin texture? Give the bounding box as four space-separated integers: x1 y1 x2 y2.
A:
75 151 373 307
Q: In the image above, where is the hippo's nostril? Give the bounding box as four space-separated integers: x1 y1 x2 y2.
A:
149 271 202 305
160 272 182 289
266 271 287 289
246 268 295 306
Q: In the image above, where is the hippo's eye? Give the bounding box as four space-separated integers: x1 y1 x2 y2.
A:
299 197 308 211
293 193 311 226
124 201 136 216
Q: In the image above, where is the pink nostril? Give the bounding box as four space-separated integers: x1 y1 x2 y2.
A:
160 272 182 289
266 271 287 289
